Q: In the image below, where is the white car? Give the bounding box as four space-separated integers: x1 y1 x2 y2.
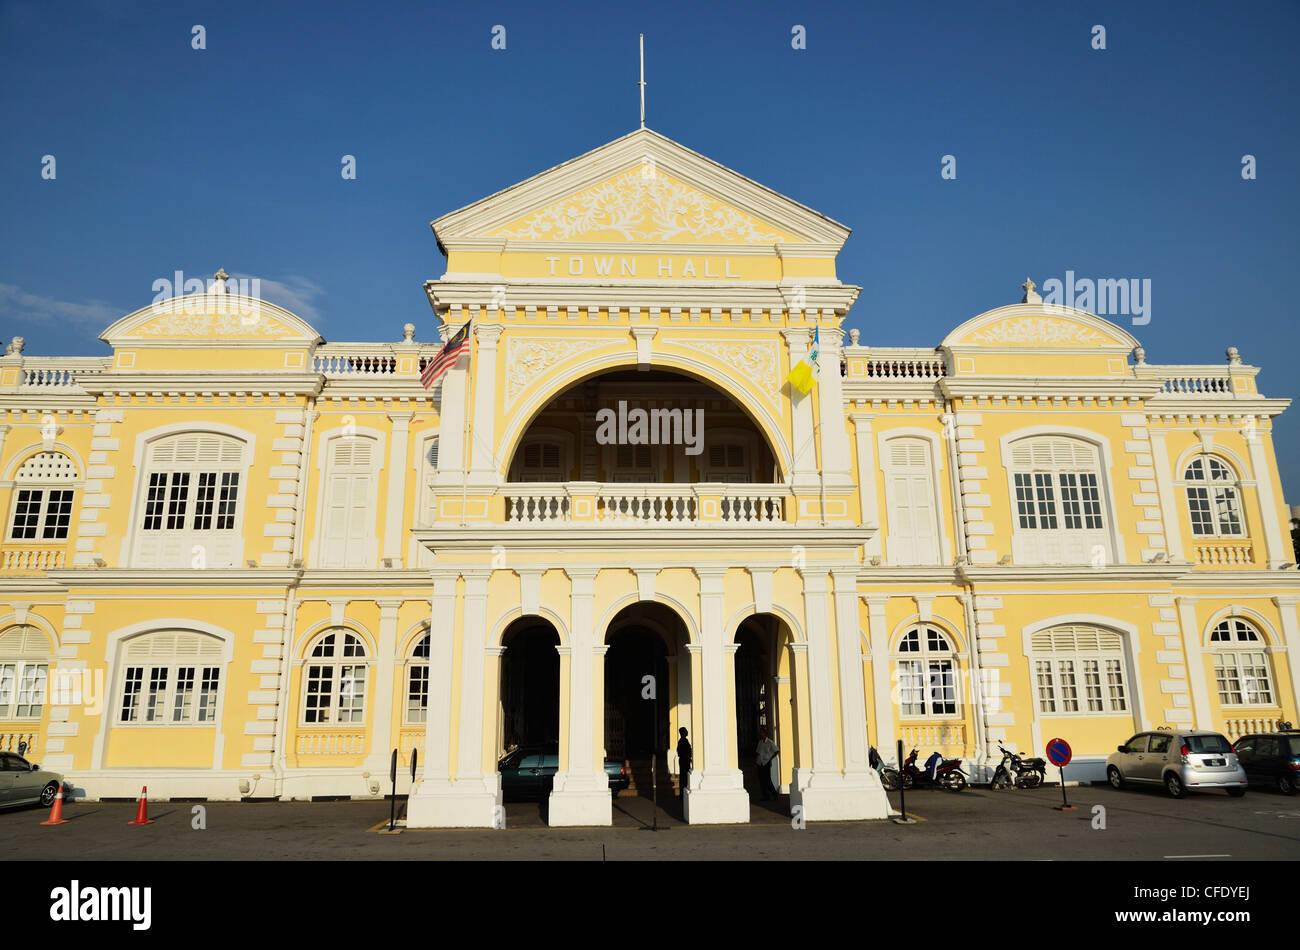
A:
0 751 66 809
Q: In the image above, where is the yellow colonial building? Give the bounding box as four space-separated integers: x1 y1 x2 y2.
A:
2 128 1298 826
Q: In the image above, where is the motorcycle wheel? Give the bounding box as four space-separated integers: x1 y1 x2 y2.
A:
941 771 967 791
1019 770 1044 790
881 769 901 791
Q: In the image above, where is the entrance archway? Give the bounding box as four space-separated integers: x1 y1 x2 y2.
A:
499 618 560 751
734 614 798 809
603 602 689 800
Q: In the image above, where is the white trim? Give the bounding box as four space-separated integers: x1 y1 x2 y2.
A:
1 442 86 481
489 605 572 648
723 602 806 645
1202 606 1280 648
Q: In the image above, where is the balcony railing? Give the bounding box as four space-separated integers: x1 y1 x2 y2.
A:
1193 541 1255 566
899 722 967 756
295 731 366 756
2 548 66 571
503 482 789 525
14 357 112 389
1223 717 1282 741
844 347 947 381
0 731 38 755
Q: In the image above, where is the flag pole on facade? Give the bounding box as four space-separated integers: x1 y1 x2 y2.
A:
639 34 646 129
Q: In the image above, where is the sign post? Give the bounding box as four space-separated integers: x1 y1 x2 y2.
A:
388 748 399 830
1046 737 1075 811
892 738 915 824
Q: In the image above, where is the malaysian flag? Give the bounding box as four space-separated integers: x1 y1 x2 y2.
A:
420 319 471 390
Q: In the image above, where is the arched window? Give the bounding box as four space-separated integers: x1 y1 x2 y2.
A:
302 630 367 724
1031 626 1129 714
319 436 380 568
882 437 941 565
134 433 246 568
7 451 77 541
1007 436 1110 565
894 626 957 717
1182 456 1244 537
116 631 223 725
0 626 51 720
405 632 430 724
1209 618 1273 706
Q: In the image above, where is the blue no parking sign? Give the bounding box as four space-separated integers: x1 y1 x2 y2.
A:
1046 737 1072 768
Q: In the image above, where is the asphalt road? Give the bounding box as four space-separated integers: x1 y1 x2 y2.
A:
2 783 1298 860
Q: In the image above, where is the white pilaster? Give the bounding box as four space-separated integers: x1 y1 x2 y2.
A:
850 414 881 557
684 567 749 823
815 325 853 481
1176 596 1212 728
782 328 819 489
1247 433 1288 568
1273 596 1300 719
1147 428 1185 562
407 571 502 827
864 595 896 765
548 568 612 826
382 414 411 565
433 314 470 486
364 599 401 773
469 323 501 482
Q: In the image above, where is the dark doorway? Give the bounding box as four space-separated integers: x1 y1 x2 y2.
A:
604 625 669 760
500 620 560 749
735 627 772 756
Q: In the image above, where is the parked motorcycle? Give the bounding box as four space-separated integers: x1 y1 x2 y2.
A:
900 747 967 791
870 745 903 791
989 743 1046 789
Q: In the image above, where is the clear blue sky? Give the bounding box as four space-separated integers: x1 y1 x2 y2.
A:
3 0 1298 496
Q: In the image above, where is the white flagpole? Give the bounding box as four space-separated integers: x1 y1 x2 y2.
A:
639 34 646 129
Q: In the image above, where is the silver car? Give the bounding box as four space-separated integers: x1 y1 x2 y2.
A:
1106 730 1247 798
0 751 66 809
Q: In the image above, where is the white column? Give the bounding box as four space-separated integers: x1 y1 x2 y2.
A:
832 570 871 775
684 567 749 823
1247 433 1289 568
815 324 853 481
1273 596 1300 721
1147 428 1185 562
782 328 819 490
1176 596 1212 729
548 568 612 826
364 599 401 773
469 322 501 483
850 414 881 560
382 414 411 565
407 571 501 827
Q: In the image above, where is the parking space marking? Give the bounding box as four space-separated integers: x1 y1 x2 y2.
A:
1163 854 1230 859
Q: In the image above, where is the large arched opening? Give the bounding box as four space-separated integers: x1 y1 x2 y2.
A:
603 601 691 802
499 617 561 752
733 613 799 812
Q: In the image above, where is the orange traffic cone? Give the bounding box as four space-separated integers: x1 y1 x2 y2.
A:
127 785 155 825
40 787 69 825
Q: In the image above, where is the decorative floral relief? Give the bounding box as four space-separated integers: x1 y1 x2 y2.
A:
135 311 289 339
968 318 1112 346
492 169 791 244
506 338 607 407
667 339 781 412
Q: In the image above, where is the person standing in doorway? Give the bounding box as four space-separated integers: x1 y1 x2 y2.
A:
755 727 779 801
676 727 692 799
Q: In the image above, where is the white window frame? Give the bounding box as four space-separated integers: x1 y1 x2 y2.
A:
124 426 254 569
6 451 79 542
1001 431 1120 566
1030 625 1130 716
114 631 225 727
299 629 369 726
1208 617 1275 707
0 625 52 721
1180 454 1246 538
892 625 960 719
510 428 573 483
404 631 430 724
879 432 946 566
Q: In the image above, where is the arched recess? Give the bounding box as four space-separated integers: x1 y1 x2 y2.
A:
732 611 801 801
497 355 793 482
598 592 699 647
2 442 86 481
489 606 571 649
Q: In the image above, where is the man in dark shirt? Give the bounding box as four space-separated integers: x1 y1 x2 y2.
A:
676 727 692 798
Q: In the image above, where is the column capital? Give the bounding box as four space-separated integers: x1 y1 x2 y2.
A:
1273 594 1300 608
475 323 503 347
386 411 413 427
781 327 812 348
722 643 740 656
685 644 703 656
798 570 829 595
848 412 874 430
376 598 404 612
485 645 506 658
786 641 809 655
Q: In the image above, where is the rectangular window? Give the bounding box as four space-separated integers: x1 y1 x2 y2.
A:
145 667 169 721
1105 658 1127 710
1014 473 1037 528
216 473 239 530
10 489 44 539
193 473 217 530
198 667 220 722
1213 655 1242 705
926 661 956 715
1188 486 1213 536
0 662 48 719
1213 487 1242 535
41 489 73 539
1035 659 1056 713
304 665 331 723
1033 474 1057 529
143 473 168 530
1058 659 1078 712
898 660 926 716
338 664 366 723
165 474 190 530
1082 659 1103 712
406 665 429 723
172 667 196 722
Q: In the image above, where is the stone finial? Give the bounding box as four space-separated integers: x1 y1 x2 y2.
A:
5 336 24 356
1021 277 1041 304
1133 346 1146 365
403 323 415 342
210 268 230 294
848 328 860 346
1226 346 1241 365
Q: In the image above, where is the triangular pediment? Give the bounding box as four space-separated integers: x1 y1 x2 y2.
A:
433 128 851 249
942 304 1140 350
101 295 323 346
